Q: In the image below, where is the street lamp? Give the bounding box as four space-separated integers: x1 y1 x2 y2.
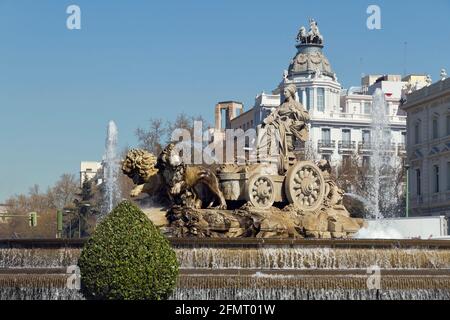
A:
404 163 410 218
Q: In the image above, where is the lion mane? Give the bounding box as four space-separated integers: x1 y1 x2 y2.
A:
122 149 158 183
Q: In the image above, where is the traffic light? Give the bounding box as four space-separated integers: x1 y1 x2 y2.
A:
29 212 37 227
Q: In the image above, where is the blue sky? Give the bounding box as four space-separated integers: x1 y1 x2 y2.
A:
0 0 449 201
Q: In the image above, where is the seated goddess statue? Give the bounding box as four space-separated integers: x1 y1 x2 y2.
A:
256 84 310 170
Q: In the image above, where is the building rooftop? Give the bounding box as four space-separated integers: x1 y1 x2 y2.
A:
217 101 243 105
374 75 402 83
402 77 450 109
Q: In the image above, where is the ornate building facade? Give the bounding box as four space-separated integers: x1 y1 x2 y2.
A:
221 19 408 167
402 77 450 217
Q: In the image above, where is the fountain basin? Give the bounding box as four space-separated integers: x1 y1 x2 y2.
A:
1 239 449 300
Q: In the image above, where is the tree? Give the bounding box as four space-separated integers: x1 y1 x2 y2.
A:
47 174 79 210
78 201 179 300
3 187 57 239
135 113 211 161
80 173 94 202
166 113 211 143
2 173 80 238
334 153 406 218
135 118 166 155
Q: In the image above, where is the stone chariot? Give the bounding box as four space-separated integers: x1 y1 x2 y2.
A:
218 160 326 212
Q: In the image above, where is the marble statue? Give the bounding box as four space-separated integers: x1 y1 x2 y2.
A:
123 145 227 209
123 67 365 239
441 68 448 81
314 67 322 79
317 159 344 207
256 84 309 168
296 26 308 44
296 18 323 45
122 149 163 198
283 70 289 81
308 18 323 44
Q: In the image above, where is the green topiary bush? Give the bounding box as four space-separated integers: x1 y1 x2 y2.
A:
78 201 179 300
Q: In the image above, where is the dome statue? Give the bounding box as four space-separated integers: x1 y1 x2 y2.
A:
289 19 334 79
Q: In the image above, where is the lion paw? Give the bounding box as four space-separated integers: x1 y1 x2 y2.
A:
130 190 140 197
216 204 227 210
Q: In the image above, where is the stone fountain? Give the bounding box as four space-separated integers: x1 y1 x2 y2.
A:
122 83 366 239
1 239 450 300
1 19 449 301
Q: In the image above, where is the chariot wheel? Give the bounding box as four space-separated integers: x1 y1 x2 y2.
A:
285 161 325 212
246 174 275 210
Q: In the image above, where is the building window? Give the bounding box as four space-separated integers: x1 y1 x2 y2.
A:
416 169 421 196
432 117 439 139
321 128 331 143
298 90 303 104
342 129 351 143
383 130 392 143
434 165 440 193
414 121 421 144
363 102 371 115
363 156 370 168
322 154 331 162
317 88 325 112
401 132 407 144
362 130 371 144
447 115 450 136
306 88 314 111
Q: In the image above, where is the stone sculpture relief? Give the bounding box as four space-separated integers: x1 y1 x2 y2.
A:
296 18 323 45
123 82 366 239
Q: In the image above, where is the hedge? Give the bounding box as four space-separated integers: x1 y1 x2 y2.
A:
78 201 179 300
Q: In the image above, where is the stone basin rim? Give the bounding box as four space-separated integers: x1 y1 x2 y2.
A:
1 238 450 249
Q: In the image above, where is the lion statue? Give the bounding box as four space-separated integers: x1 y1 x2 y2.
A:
122 149 164 198
317 159 344 207
122 145 227 210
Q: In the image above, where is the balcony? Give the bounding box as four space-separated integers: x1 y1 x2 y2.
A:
358 142 374 153
325 112 406 124
338 141 356 154
358 142 396 154
318 140 335 153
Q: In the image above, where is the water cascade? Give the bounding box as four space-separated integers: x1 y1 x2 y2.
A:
103 121 121 215
1 240 450 300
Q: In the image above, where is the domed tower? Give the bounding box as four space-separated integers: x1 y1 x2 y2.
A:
289 23 334 79
280 19 341 116
288 42 333 79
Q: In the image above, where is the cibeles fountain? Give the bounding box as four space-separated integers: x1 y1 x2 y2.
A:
122 20 363 240
116 18 448 298
1 19 449 301
124 83 366 239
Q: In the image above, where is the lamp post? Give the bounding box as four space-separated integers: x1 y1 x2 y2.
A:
56 210 63 238
405 164 410 218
